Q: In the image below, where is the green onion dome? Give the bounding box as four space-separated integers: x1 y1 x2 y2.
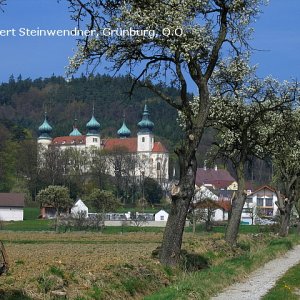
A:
86 115 100 136
137 104 154 132
38 114 52 139
117 120 131 138
69 127 82 136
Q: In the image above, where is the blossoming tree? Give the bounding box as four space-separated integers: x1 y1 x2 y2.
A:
272 109 300 236
66 0 265 265
207 60 299 244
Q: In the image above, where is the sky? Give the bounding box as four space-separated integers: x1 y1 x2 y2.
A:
0 0 299 87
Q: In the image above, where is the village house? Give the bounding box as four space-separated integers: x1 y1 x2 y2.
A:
242 185 278 225
0 193 25 221
71 199 89 217
193 185 230 222
195 166 238 190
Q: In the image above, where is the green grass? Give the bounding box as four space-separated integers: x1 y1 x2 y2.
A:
24 207 40 220
262 262 300 300
145 235 300 300
3 219 52 231
186 224 266 234
1 217 275 235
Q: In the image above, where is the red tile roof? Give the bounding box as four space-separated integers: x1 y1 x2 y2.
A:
52 136 86 146
0 193 25 207
195 168 236 189
51 136 168 154
217 200 231 212
152 142 168 153
102 138 137 152
193 199 231 212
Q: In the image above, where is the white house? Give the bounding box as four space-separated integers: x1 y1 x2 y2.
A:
71 199 89 218
242 185 278 225
0 193 24 221
154 209 169 221
193 185 219 202
193 185 230 222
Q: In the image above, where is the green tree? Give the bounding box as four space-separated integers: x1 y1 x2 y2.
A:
36 185 73 231
66 0 264 266
88 189 121 214
0 140 17 192
143 177 163 204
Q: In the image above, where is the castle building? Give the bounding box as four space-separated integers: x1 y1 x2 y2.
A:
37 105 169 183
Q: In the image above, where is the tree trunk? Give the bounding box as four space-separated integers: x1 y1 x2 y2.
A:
192 210 196 234
225 161 246 246
159 155 197 266
205 220 212 232
278 201 293 237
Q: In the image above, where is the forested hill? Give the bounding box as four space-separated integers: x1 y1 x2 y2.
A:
0 74 271 193
0 74 187 150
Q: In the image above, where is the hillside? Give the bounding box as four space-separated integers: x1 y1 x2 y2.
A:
0 74 271 195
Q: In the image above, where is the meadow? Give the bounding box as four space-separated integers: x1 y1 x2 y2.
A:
0 208 299 299
0 229 298 300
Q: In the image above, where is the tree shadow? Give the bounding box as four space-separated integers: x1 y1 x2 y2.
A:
0 290 32 300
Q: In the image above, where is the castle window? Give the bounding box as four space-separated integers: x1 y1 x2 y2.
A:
142 137 145 142
157 162 161 171
93 138 98 142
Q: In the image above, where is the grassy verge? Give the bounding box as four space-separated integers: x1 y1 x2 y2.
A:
145 234 300 300
2 219 52 231
262 262 300 300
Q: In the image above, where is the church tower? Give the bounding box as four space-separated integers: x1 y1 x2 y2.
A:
85 110 101 148
137 104 154 152
37 112 52 149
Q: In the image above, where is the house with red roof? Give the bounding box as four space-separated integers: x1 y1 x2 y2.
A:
195 166 237 190
37 105 169 183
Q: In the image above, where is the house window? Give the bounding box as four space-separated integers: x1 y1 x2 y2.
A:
246 197 253 204
93 138 98 142
265 198 273 207
257 198 264 206
160 216 164 221
142 137 145 142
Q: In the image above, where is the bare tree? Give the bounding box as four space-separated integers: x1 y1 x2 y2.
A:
0 0 6 12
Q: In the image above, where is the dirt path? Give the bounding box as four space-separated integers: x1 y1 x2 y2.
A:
211 245 300 300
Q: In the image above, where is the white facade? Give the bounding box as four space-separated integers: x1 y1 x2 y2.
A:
137 132 154 152
193 185 218 203
154 209 169 221
85 135 101 148
37 106 169 184
242 186 278 225
71 199 89 218
213 209 228 222
0 207 23 221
